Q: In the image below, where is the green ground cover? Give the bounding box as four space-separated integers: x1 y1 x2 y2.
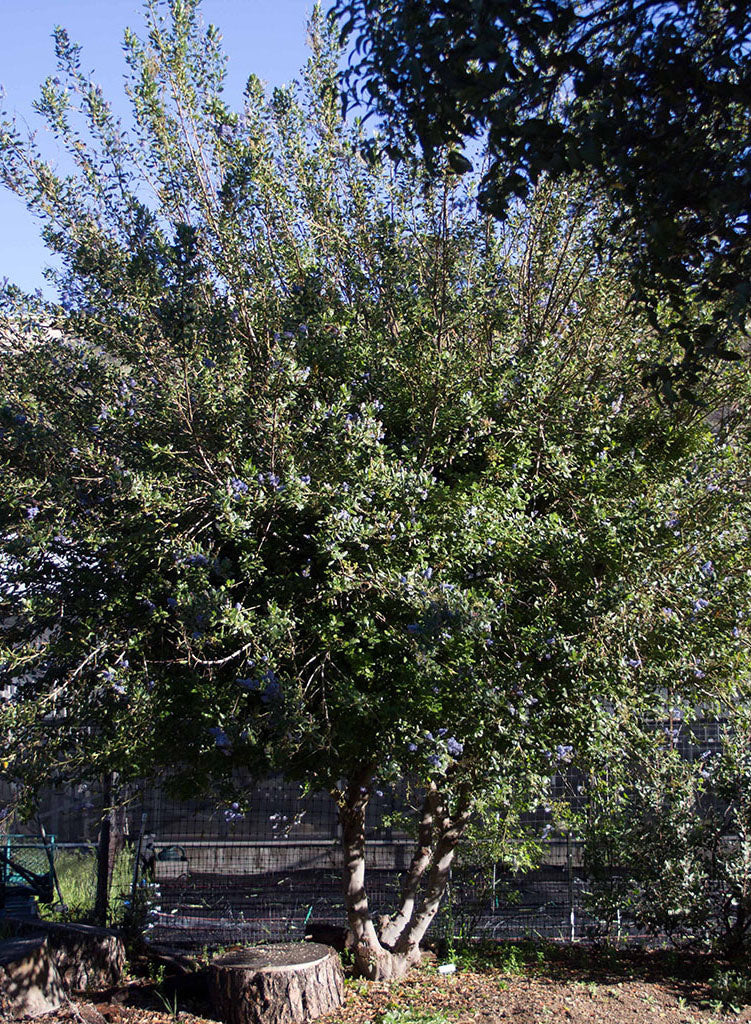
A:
42 845 135 926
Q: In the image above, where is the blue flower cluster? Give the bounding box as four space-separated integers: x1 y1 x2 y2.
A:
261 680 281 704
254 472 282 491
209 726 232 754
407 730 464 762
238 669 282 704
224 802 244 823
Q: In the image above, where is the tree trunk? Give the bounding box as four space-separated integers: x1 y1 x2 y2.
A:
335 776 469 981
209 943 344 1024
94 775 113 927
393 805 471 957
380 784 439 949
94 775 127 927
337 775 398 979
110 800 127 877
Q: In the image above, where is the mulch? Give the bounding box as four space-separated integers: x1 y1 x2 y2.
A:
18 941 751 1024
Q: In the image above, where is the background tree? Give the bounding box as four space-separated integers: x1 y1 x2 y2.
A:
1 0 750 978
332 0 751 396
565 709 751 956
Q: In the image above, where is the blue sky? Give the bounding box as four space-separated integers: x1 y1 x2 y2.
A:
0 0 314 295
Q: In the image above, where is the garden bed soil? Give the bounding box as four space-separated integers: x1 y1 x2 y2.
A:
15 942 751 1024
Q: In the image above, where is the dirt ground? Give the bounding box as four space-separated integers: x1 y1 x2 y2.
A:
25 942 751 1024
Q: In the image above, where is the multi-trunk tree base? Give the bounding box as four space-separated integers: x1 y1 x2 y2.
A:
209 943 345 1024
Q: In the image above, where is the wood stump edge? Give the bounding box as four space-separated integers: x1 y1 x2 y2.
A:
209 943 345 1024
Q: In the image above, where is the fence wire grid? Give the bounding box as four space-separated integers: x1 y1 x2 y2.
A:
0 718 731 948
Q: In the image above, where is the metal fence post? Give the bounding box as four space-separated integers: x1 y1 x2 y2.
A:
567 832 575 941
39 822 66 913
131 811 147 898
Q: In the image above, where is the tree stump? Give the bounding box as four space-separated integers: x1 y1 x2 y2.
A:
6 917 125 991
209 943 344 1024
0 937 65 1018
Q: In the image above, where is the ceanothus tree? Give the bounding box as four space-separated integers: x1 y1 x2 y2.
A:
1 0 749 978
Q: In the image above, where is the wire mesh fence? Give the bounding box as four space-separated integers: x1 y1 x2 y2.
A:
0 717 734 948
0 833 56 907
0 775 626 946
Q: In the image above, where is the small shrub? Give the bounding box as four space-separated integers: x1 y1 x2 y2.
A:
378 1010 451 1024
571 721 751 956
443 940 498 973
706 968 751 1013
495 944 527 976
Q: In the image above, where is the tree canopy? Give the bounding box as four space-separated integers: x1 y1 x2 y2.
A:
332 0 751 395
1 0 750 978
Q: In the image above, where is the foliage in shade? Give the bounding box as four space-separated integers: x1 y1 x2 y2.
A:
332 0 751 397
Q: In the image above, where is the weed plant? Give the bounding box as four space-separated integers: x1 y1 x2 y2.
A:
40 845 136 925
705 968 751 1013
439 938 548 975
378 1010 452 1024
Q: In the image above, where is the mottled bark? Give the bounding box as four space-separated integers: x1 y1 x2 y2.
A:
335 775 470 981
394 804 471 956
336 774 393 979
0 937 65 1018
379 784 439 949
5 919 125 992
